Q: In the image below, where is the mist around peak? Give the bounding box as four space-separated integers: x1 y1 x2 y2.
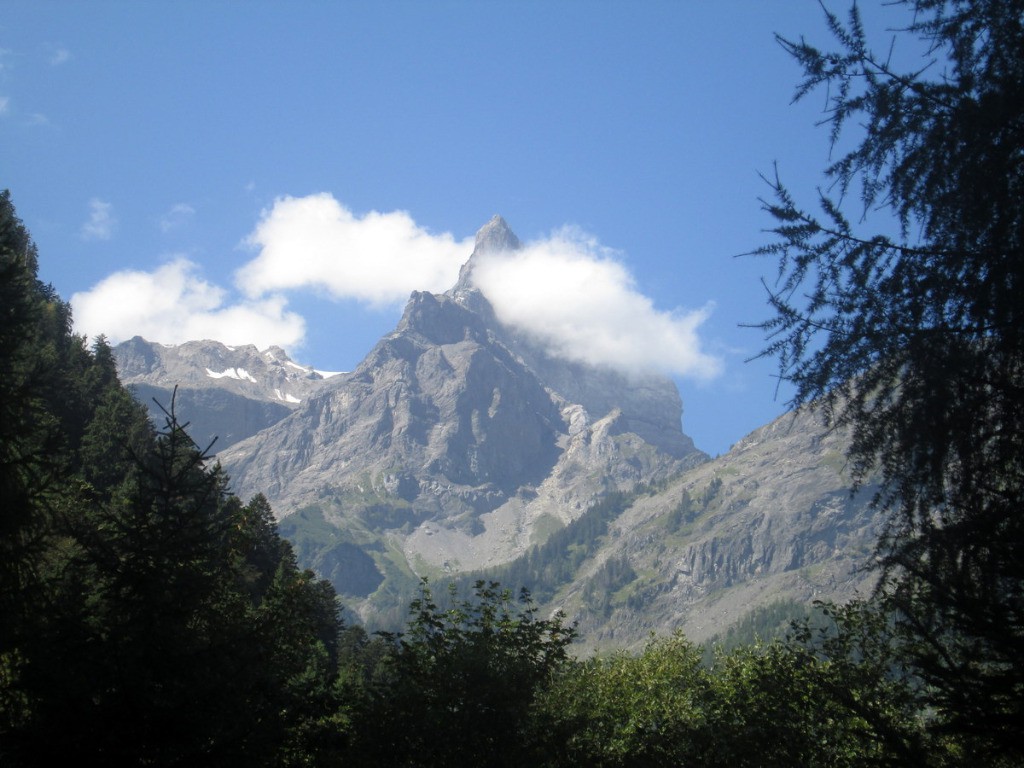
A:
72 194 722 380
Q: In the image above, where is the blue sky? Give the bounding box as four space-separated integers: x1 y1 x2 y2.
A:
1 1 909 456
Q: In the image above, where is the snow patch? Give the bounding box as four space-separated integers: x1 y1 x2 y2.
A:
273 388 302 404
315 369 344 379
205 367 258 383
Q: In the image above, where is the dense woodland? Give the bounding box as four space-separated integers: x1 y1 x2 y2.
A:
2 1 1022 764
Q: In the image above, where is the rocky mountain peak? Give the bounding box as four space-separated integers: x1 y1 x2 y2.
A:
446 218 697 461
454 215 521 297
114 336 334 451
474 214 520 254
111 216 880 644
115 337 325 396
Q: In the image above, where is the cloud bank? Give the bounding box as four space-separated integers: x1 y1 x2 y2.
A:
71 194 721 380
71 258 305 348
472 229 722 380
238 194 473 306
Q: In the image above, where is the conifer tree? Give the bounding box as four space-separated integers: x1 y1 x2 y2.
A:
0 190 344 766
754 2 1024 757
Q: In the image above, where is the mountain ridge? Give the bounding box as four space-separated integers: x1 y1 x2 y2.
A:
205 218 711 624
115 336 336 450
115 217 880 642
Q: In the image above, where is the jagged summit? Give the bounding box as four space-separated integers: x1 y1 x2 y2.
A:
455 215 521 294
215 206 703 586
112 220 880 644
474 214 520 254
114 336 331 452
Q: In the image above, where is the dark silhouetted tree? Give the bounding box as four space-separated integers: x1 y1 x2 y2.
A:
0 191 344 766
753 1 1024 758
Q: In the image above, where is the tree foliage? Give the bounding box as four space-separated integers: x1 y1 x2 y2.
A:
0 190 344 766
753 1 1024 757
347 579 576 767
539 605 936 768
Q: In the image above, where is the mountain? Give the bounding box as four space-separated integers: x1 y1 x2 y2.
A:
524 405 880 653
117 217 881 644
209 217 706 623
114 336 336 451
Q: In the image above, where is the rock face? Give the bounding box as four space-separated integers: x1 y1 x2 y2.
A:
223 288 574 520
117 217 883 645
114 337 333 450
216 217 706 621
552 405 881 652
451 217 696 459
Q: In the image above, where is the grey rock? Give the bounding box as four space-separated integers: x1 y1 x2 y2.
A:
115 336 333 450
116 218 883 647
215 218 705 623
560 404 880 653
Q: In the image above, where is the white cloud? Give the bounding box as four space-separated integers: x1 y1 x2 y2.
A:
238 193 473 306
70 197 721 380
471 228 723 380
159 202 195 232
70 258 305 349
0 96 8 115
239 196 721 378
81 198 116 240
